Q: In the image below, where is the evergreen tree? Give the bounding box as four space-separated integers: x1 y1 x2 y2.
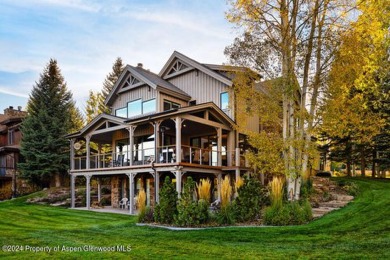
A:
100 57 125 113
19 59 74 188
85 90 104 123
69 101 85 132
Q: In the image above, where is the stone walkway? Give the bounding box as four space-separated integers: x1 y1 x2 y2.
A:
312 192 354 218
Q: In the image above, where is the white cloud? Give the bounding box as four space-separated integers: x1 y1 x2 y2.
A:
0 86 29 98
0 0 236 112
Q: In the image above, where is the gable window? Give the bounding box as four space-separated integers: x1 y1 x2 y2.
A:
116 107 127 118
142 99 156 114
128 99 142 118
220 92 229 111
163 100 180 111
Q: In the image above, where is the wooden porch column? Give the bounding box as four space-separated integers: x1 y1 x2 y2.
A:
217 127 222 166
173 169 184 197
235 147 241 167
86 135 91 169
70 139 75 170
217 173 222 201
227 131 234 166
235 169 240 182
70 175 75 208
155 171 160 203
127 173 135 214
127 126 136 166
86 175 91 209
154 121 161 163
175 117 182 163
97 178 101 202
97 144 102 169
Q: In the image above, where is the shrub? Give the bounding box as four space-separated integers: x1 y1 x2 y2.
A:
101 187 111 194
154 176 178 224
300 179 313 199
139 206 154 223
216 203 236 225
99 197 111 206
235 175 244 196
336 180 360 196
264 200 312 226
197 178 211 203
270 177 284 208
234 176 268 222
176 177 209 226
343 182 359 196
221 176 232 208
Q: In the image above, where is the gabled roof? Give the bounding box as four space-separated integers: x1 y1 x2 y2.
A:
132 66 191 99
159 51 233 87
106 65 191 106
66 113 127 139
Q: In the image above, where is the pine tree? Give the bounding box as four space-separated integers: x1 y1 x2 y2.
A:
100 57 125 114
85 90 104 123
19 59 75 188
69 101 84 132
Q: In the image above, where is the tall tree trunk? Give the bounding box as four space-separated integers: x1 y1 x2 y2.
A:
347 161 351 177
361 147 366 177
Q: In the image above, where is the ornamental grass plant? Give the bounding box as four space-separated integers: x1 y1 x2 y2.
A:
197 178 211 203
270 177 284 208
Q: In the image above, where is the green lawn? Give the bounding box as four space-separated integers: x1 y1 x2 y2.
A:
0 178 389 259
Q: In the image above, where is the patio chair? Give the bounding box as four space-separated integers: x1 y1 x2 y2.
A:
119 197 128 209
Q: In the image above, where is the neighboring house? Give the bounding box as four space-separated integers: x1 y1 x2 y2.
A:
68 51 259 213
0 106 27 199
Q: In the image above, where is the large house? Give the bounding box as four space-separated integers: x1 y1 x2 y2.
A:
68 51 260 213
0 106 27 199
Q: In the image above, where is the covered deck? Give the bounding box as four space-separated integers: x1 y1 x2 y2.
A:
68 103 250 214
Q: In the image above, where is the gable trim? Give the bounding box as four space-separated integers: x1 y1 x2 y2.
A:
159 51 233 87
105 65 158 106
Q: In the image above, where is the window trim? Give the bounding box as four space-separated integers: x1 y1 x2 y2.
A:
220 92 229 111
163 99 181 111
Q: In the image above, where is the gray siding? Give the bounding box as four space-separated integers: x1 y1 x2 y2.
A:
111 85 157 115
167 70 234 119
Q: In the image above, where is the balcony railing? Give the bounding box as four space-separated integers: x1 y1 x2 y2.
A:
72 146 248 170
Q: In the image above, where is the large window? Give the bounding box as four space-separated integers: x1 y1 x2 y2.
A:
115 107 127 118
163 100 180 111
117 98 156 118
142 99 156 114
128 99 142 118
220 92 229 111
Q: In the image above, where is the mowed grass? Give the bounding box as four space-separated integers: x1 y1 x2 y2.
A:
0 178 389 259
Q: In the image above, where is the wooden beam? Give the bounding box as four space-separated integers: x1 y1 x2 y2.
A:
180 114 230 130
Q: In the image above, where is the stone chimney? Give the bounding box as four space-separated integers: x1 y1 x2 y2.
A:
4 106 27 117
137 63 143 68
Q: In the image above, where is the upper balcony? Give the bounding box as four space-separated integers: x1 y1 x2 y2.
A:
68 103 250 174
72 145 248 171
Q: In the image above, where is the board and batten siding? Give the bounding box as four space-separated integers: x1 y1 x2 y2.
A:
167 70 234 120
111 85 157 115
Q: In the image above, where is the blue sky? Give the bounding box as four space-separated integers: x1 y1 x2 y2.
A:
0 0 236 113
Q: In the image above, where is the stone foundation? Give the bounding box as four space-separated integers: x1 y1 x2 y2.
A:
111 176 120 208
